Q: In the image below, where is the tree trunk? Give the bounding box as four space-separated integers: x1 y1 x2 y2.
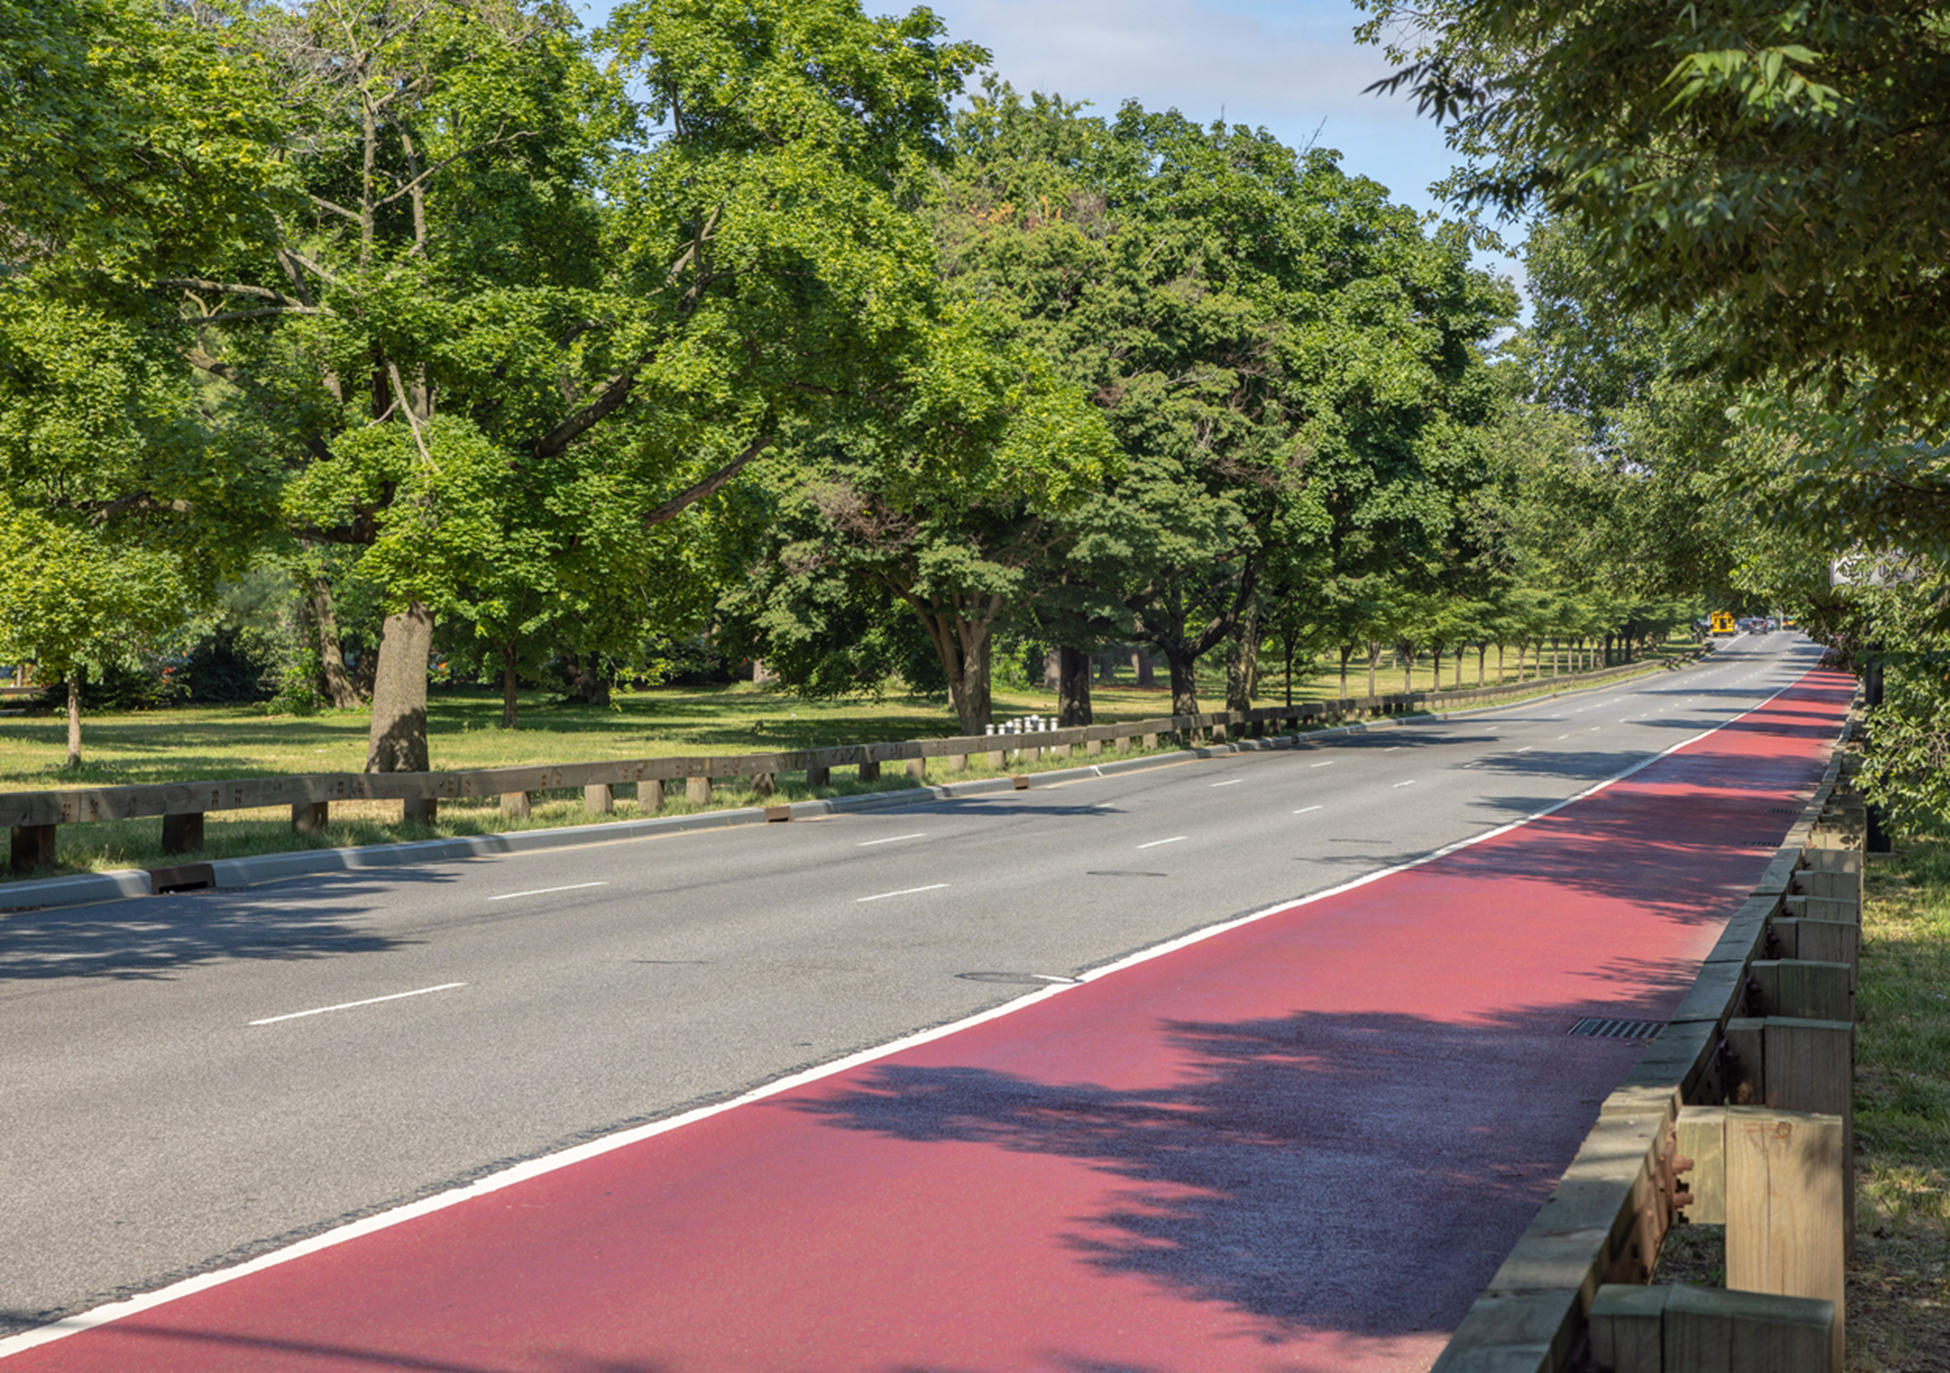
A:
1399 641 1416 694
954 620 993 734
1365 641 1380 699
1338 644 1353 700
365 600 434 773
1132 647 1154 687
501 641 520 729
65 670 82 768
1284 636 1295 709
309 575 361 708
1057 645 1093 726
1166 647 1200 716
1225 595 1259 711
562 652 611 706
1042 647 1062 693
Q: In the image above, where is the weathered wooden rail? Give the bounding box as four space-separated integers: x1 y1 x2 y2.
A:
1433 703 1864 1373
4 651 1699 874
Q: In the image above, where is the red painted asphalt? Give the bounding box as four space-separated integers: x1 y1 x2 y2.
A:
9 672 1854 1373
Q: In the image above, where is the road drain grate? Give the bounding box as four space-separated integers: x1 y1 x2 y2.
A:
958 971 1081 986
1569 1017 1666 1040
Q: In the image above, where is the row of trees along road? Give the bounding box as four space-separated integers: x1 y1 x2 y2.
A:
1354 0 1950 827
2 0 1720 771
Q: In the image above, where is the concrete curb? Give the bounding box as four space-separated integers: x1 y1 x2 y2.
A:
0 868 151 911
0 651 1720 910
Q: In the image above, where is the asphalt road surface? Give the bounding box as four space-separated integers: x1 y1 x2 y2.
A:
0 632 1822 1340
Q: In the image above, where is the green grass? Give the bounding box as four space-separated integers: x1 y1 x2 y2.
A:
0 640 1698 882
1655 829 1950 1369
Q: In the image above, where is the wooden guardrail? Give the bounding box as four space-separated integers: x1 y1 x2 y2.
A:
4 650 1703 874
1432 703 1863 1373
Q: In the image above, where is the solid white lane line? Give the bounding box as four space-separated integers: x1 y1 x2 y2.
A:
488 882 607 902
250 983 467 1026
1517 746 1534 752
856 883 949 903
1137 836 1187 849
1294 805 1323 814
1211 779 1243 788
1393 779 1418 788
857 833 926 847
4 662 1809 1363
1310 760 1336 768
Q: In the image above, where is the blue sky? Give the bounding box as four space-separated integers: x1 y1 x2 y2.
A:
574 0 1523 296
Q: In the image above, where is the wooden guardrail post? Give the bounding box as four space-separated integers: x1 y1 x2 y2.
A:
583 783 613 815
403 796 436 824
753 771 776 796
161 811 205 854
10 822 57 873
856 748 879 782
904 757 925 781
640 779 664 813
500 791 531 818
805 765 830 787
1590 1283 1832 1373
686 776 711 804
292 801 330 834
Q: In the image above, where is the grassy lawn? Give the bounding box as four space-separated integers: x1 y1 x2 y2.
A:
1656 828 1950 1369
0 641 1696 882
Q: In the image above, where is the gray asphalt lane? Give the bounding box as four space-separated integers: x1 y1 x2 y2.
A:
0 634 1823 1336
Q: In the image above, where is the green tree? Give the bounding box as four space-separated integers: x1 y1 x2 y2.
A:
1357 0 1950 434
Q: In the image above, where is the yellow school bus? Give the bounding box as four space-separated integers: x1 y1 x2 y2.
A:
1709 610 1738 636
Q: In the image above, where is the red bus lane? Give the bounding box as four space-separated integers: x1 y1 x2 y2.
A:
4 671 1855 1373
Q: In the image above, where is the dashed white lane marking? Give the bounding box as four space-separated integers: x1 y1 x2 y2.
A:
1293 805 1322 814
1557 734 1571 740
250 983 467 1026
856 883 950 903
487 882 607 902
1591 726 1602 732
1393 779 1418 788
1137 836 1187 849
1 659 1807 1362
857 833 926 847
1517 746 1534 752
1210 779 1243 788
1310 761 1336 768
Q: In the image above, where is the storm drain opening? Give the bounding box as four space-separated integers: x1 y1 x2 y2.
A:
958 972 1082 986
1568 1016 1666 1040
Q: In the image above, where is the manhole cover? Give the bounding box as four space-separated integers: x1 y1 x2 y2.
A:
1569 1017 1665 1040
957 972 1081 986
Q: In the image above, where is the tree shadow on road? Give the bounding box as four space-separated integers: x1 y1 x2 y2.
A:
790 1003 1651 1342
0 874 446 981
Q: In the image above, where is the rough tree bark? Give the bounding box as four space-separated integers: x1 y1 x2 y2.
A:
309 574 362 709
365 601 434 773
1132 646 1154 687
1056 645 1092 727
500 641 520 729
1338 643 1354 700
1224 593 1259 712
65 671 82 768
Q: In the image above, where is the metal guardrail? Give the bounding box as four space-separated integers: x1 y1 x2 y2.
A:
4 650 1703 870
